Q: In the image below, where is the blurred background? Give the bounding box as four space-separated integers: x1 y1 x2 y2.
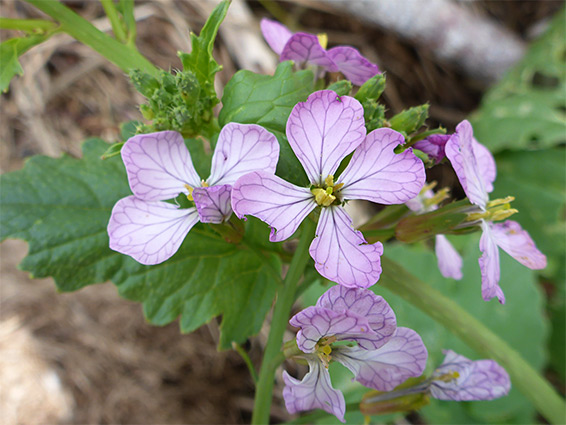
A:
1 1 564 424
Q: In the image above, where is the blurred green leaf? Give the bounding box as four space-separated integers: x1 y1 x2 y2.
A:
219 61 314 186
0 139 280 349
470 8 566 151
0 34 49 92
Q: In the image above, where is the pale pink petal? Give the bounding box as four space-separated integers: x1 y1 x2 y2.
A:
339 128 425 204
479 221 505 303
413 134 451 164
326 46 379 86
445 121 493 209
192 185 232 224
207 123 279 186
283 357 346 422
280 33 338 71
473 139 497 193
435 235 463 280
290 306 377 353
490 220 547 270
430 350 511 401
310 206 383 288
333 327 428 392
121 131 201 201
107 196 199 265
260 18 293 55
231 171 316 242
286 90 366 185
316 286 397 349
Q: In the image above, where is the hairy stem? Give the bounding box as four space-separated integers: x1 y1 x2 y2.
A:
25 0 158 76
251 219 316 424
380 257 566 425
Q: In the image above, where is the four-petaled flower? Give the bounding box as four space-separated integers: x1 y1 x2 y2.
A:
283 285 428 422
445 120 546 303
107 124 279 265
261 18 379 86
430 350 511 401
406 187 463 280
232 90 425 288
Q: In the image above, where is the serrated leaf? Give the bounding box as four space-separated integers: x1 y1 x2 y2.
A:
1 34 48 92
0 139 280 349
470 8 566 151
179 0 229 98
219 61 314 186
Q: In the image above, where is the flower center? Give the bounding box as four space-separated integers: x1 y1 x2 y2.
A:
434 370 461 383
466 196 518 222
184 180 209 201
315 335 337 368
311 175 344 207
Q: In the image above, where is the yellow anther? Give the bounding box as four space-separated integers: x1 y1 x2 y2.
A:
334 182 344 191
423 187 450 208
436 370 460 383
322 345 332 356
184 184 194 201
201 180 209 187
491 208 518 222
326 187 333 195
487 196 515 207
421 181 438 193
317 33 328 50
312 188 336 207
324 175 335 187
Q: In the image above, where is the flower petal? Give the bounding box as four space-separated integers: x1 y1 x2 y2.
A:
207 123 279 186
260 18 293 55
413 134 451 164
326 46 379 86
490 220 547 270
108 196 199 265
333 327 428 392
283 357 346 422
479 221 505 303
192 185 232 224
280 33 338 71
121 131 201 201
316 286 397 350
310 206 383 288
231 171 316 242
338 128 425 204
286 90 366 185
430 350 511 401
435 235 463 280
290 306 376 353
445 120 494 209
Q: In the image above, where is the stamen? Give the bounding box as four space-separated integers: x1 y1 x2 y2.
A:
423 187 450 208
184 184 194 201
317 33 328 49
435 370 460 383
487 196 515 207
312 188 336 207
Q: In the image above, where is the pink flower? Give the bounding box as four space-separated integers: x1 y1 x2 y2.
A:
107 124 279 265
445 120 546 303
261 18 379 86
232 90 425 288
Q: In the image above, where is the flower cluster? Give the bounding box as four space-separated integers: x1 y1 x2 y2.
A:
283 285 428 422
261 18 379 86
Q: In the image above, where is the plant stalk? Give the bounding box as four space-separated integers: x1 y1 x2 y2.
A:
251 219 316 424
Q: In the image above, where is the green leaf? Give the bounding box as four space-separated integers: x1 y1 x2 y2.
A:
0 34 49 92
219 61 314 186
470 8 566 151
492 147 566 283
389 104 429 136
179 0 230 99
0 139 280 349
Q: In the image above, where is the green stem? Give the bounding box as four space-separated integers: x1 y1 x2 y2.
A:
379 257 566 425
100 0 127 43
252 219 316 425
0 18 57 32
119 0 137 48
24 0 158 76
232 342 259 385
